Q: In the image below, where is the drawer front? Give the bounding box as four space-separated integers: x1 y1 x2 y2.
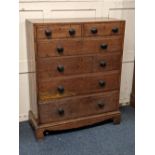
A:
84 22 124 37
37 36 123 58
38 72 120 101
36 24 81 39
37 53 121 79
38 91 119 124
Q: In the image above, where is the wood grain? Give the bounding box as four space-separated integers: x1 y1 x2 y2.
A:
36 53 121 79
83 22 124 37
38 91 119 124
26 20 38 119
38 71 120 101
37 24 81 40
27 17 125 25
26 18 125 139
29 110 121 139
37 36 123 58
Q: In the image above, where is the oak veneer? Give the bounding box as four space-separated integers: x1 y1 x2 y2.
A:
38 71 120 101
36 53 121 78
37 36 123 57
38 91 119 124
37 24 82 39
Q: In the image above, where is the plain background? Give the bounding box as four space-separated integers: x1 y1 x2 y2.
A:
0 0 155 155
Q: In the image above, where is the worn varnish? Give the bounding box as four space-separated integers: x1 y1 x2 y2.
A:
37 24 82 40
38 91 119 124
26 18 125 139
37 36 123 58
38 71 120 100
37 53 121 78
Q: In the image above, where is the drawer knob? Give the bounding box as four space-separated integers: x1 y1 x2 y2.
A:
57 65 64 72
69 28 76 36
57 85 64 94
112 27 119 33
57 47 64 54
91 27 98 34
45 29 52 37
99 80 106 87
97 101 105 108
100 60 107 67
100 44 108 50
58 108 64 116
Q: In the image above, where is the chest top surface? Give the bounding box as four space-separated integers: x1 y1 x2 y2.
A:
27 17 125 25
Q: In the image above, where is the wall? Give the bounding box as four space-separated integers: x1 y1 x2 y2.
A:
19 0 135 121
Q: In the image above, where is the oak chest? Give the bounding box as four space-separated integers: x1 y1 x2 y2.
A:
26 18 125 139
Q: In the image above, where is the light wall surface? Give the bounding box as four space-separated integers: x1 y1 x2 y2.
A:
19 0 135 121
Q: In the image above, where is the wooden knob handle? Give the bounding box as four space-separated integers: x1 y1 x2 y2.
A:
99 80 106 87
57 65 64 72
91 27 98 34
69 28 76 36
58 108 64 116
97 101 105 108
57 85 64 93
112 27 119 33
100 44 108 50
45 29 52 37
100 60 107 67
57 47 64 54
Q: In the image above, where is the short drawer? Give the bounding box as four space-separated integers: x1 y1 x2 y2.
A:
38 71 120 101
37 53 121 79
83 22 124 37
36 24 81 39
37 36 123 58
38 91 119 124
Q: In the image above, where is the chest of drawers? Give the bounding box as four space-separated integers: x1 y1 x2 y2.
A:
26 18 125 139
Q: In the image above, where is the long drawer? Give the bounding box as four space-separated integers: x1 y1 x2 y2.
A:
38 71 120 101
37 53 121 79
37 36 123 58
38 91 119 124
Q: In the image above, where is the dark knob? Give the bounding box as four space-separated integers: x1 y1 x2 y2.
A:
45 29 52 37
57 65 64 72
57 85 64 94
57 47 64 54
99 80 106 87
100 60 107 67
58 108 64 116
97 101 105 108
100 44 108 50
69 28 76 36
91 27 98 34
112 27 119 33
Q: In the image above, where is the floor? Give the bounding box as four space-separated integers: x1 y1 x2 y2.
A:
19 106 135 155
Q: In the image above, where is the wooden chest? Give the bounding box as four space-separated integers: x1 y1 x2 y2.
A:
26 18 125 139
